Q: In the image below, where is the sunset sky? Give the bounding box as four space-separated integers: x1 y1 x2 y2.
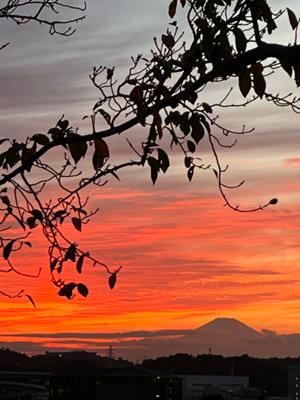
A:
1 0 300 360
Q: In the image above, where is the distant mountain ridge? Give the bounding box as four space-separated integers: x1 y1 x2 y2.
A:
2 317 300 360
194 317 263 338
123 317 300 359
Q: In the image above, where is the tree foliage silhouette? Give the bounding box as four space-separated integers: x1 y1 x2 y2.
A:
0 0 299 304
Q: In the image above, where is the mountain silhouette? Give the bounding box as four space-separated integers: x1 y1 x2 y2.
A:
169 317 265 356
5 317 300 360
193 317 263 339
123 317 300 360
121 317 267 359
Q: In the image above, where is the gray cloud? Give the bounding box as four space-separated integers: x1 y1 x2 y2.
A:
0 329 192 340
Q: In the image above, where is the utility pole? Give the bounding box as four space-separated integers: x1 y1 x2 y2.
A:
108 344 113 359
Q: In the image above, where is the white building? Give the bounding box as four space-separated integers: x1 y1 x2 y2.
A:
175 374 251 400
0 380 49 399
288 365 300 400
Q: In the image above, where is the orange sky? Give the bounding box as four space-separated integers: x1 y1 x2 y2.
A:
1 0 300 359
2 160 300 353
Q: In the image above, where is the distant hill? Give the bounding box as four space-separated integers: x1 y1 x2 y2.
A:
194 317 263 338
123 317 300 359
2 317 300 361
176 317 265 356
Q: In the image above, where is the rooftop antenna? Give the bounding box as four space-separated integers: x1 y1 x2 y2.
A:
108 344 114 359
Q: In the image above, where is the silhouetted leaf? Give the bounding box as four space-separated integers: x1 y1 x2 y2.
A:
250 63 263 76
261 3 277 34
57 261 63 274
129 85 144 106
165 111 181 126
253 73 266 98
77 283 89 297
53 210 67 219
239 69 251 97
234 28 247 53
95 139 109 159
148 157 160 185
26 294 36 308
69 140 88 164
269 198 278 205
204 0 216 19
180 0 186 6
57 119 69 131
76 254 85 274
4 146 20 169
168 0 177 18
187 165 195 182
26 217 36 229
92 139 109 171
72 217 82 232
31 134 50 146
109 273 117 290
106 67 114 80
190 115 205 144
64 243 76 262
92 150 104 170
153 112 163 139
24 241 32 248
31 209 43 221
3 240 14 260
149 123 157 144
179 112 190 136
162 33 175 49
58 282 76 299
185 156 192 168
50 257 59 272
202 103 213 113
1 196 10 207
48 127 63 139
187 140 196 153
287 8 298 30
157 149 170 173
21 143 36 172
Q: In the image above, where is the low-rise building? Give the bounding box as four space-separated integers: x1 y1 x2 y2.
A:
175 374 261 400
97 367 182 400
0 380 49 399
49 366 182 400
288 365 300 400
